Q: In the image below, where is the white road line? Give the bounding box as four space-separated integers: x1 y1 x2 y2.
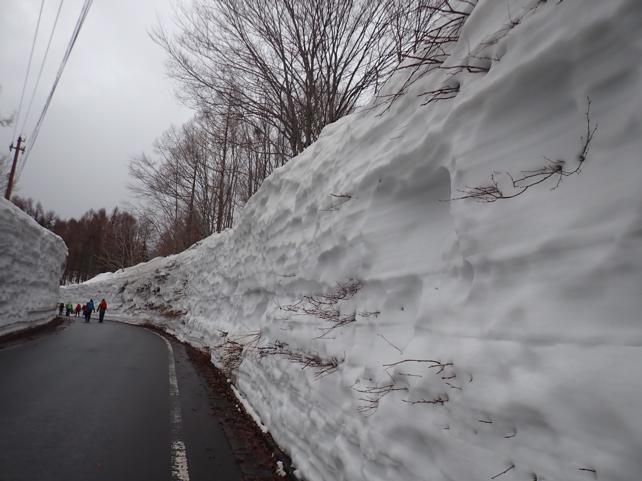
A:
148 329 191 481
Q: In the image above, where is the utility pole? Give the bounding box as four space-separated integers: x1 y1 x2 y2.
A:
5 136 25 200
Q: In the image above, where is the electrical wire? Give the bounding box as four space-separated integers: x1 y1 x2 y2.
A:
20 0 66 136
11 0 46 141
18 0 94 178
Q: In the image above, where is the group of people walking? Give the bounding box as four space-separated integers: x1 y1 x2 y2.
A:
57 299 108 323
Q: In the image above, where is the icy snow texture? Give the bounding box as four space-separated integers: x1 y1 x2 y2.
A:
0 198 67 335
64 1 642 480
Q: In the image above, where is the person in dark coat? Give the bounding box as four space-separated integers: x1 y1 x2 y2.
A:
58 303 64 316
85 299 95 322
97 299 107 323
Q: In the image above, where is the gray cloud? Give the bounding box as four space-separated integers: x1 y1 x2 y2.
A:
0 0 192 218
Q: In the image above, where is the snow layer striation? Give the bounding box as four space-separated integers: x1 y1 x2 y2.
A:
0 198 67 334
63 1 642 480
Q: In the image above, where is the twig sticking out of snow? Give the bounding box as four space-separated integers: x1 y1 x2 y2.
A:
375 0 476 113
452 98 598 202
355 358 463 414
578 467 598 479
376 333 403 354
402 394 449 406
354 382 410 416
383 359 454 374
377 0 569 116
258 340 339 379
219 331 262 376
280 279 378 338
419 83 461 105
490 463 515 479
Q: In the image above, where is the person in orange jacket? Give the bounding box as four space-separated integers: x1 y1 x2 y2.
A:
97 299 108 323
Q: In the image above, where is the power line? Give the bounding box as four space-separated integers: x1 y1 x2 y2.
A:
11 0 46 141
20 0 66 136
18 0 94 179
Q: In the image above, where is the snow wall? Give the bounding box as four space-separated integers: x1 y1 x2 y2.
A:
63 1 642 480
0 198 67 335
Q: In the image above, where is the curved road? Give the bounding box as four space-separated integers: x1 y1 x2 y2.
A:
0 320 243 481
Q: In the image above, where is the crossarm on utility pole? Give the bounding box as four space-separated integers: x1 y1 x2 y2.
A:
5 136 25 200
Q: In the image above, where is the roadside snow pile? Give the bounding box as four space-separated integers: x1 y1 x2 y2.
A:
0 198 66 335
63 0 642 480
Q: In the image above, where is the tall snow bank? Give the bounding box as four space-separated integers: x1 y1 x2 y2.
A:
0 198 67 335
64 0 642 480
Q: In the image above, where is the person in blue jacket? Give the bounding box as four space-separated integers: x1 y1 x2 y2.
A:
85 299 95 322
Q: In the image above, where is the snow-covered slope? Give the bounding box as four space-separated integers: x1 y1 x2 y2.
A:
63 0 642 480
0 198 67 335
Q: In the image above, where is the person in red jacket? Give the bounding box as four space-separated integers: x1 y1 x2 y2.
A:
75 304 81 317
98 299 108 323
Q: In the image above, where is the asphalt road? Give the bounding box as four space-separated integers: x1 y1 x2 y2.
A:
0 319 244 481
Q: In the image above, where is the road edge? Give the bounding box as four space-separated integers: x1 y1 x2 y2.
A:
142 323 300 481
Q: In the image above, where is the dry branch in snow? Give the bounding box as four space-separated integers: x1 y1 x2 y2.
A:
490 464 515 479
355 358 463 414
219 331 262 376
258 340 339 379
354 382 409 416
280 279 378 338
419 84 461 105
453 98 597 202
383 358 454 374
402 394 449 405
378 0 476 111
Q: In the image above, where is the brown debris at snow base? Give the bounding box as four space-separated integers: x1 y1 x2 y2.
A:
185 344 298 481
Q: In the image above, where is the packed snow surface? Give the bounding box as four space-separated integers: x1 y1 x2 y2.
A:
64 0 642 480
0 198 66 335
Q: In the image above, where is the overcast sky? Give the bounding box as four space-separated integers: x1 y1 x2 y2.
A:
0 0 193 218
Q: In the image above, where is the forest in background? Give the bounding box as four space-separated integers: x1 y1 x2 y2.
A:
11 195 150 284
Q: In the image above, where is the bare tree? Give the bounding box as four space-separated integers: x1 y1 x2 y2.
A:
98 208 151 271
131 1 476 255
153 0 434 155
129 121 213 253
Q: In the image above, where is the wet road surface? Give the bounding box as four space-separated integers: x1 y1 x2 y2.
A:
0 319 243 481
